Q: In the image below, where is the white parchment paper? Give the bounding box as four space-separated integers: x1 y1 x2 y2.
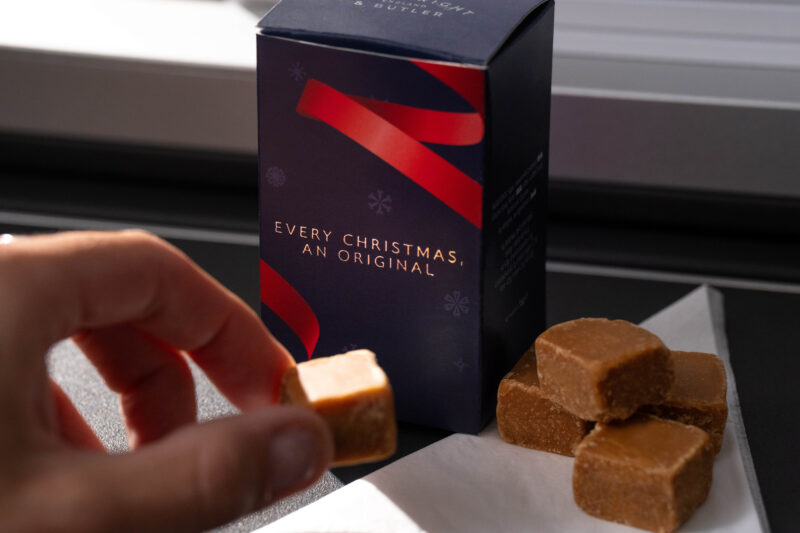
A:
258 285 767 533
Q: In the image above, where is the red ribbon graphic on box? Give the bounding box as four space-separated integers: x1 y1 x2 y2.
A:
260 62 484 359
260 259 319 359
296 60 485 228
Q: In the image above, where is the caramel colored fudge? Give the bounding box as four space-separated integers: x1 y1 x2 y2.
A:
497 347 592 456
574 415 713 533
280 350 397 466
643 351 728 454
535 318 673 422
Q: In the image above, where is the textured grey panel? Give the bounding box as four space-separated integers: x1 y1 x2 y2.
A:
48 339 342 532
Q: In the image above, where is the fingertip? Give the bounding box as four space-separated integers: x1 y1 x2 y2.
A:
60 407 335 531
260 406 334 504
184 407 333 526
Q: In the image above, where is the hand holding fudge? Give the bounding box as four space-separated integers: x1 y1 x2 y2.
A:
0 231 333 532
498 318 729 532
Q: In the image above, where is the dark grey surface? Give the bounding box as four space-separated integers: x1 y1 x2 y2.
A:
31 235 800 533
4 221 800 532
4 154 800 284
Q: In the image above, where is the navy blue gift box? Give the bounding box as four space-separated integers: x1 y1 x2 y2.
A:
257 0 554 433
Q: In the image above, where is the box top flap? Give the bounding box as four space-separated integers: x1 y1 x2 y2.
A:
257 0 549 65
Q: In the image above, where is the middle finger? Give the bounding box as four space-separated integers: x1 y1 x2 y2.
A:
73 325 196 448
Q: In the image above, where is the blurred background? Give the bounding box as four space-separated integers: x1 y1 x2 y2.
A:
1 2 798 531
1 0 798 287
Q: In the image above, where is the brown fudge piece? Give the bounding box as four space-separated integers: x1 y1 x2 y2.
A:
280 349 397 466
643 351 728 454
497 347 592 456
573 415 713 533
535 318 673 422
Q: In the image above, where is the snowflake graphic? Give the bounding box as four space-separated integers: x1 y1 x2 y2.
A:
443 291 470 317
264 166 286 188
341 343 358 353
453 358 468 372
288 62 307 82
367 190 393 215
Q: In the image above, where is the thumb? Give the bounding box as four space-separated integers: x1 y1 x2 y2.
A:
46 407 333 532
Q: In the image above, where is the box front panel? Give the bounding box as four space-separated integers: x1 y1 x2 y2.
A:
257 36 485 432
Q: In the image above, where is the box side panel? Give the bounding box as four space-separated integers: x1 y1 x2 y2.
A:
481 0 554 426
257 35 485 433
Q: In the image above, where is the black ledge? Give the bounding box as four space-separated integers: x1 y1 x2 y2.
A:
2 132 799 283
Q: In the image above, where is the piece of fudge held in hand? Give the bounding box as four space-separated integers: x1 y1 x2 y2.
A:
280 349 397 467
573 415 713 533
642 351 728 454
497 347 592 456
535 318 673 422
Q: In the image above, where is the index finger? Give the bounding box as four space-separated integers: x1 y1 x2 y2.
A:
0 230 294 408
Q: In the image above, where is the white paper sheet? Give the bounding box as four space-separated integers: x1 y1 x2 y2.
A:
258 286 767 533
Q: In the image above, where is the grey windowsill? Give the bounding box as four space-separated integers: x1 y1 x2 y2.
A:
1 0 799 198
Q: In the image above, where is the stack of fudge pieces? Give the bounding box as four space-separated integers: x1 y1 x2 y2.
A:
497 318 728 533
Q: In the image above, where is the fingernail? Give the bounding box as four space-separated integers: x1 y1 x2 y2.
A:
0 234 14 245
264 424 324 501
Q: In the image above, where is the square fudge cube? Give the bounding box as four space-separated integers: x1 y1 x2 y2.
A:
535 318 673 421
643 351 728 454
280 349 397 466
497 347 592 456
573 415 713 533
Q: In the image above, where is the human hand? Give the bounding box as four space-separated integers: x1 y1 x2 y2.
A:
0 231 333 532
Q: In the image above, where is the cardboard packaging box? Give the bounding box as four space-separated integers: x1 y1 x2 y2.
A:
257 0 554 433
